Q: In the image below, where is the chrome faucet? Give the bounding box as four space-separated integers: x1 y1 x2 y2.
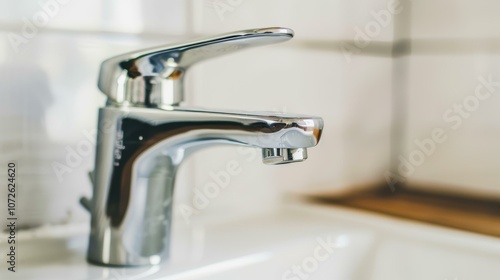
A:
81 27 324 266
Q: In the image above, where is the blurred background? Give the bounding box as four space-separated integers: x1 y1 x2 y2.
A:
0 0 498 235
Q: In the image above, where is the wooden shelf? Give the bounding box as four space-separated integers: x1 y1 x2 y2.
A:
310 187 500 237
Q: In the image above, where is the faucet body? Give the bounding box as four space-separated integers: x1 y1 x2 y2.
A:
87 106 322 266
84 27 324 266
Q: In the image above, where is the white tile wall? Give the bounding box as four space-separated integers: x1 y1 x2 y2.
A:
411 0 500 39
336 56 392 192
191 0 398 41
403 54 500 198
0 0 189 35
398 0 500 198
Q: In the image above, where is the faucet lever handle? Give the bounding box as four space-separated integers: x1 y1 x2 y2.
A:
98 27 294 108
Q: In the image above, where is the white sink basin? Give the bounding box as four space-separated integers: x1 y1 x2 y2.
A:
1 202 499 280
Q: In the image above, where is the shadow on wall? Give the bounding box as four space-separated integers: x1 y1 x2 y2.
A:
0 62 65 228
